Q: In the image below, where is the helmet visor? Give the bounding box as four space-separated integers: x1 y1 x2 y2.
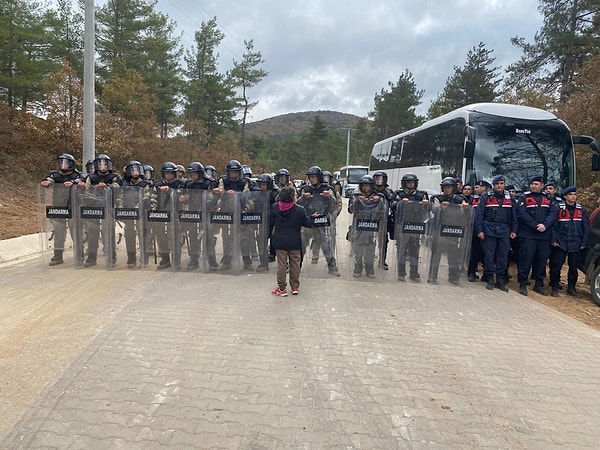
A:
97 160 108 172
58 158 71 171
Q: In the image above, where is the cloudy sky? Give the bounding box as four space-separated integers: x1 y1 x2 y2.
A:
152 0 543 122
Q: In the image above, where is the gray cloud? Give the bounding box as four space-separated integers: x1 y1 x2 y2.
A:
155 0 542 121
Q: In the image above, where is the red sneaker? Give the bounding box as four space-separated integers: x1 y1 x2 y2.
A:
271 287 287 297
292 288 299 295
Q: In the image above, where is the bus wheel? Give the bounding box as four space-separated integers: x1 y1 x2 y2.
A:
589 264 600 306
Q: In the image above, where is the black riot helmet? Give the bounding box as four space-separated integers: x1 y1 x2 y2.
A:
275 168 290 187
143 164 154 180
440 176 457 189
257 173 274 190
306 165 323 185
85 159 94 174
160 161 178 179
373 170 388 186
125 160 143 179
57 153 76 172
93 154 113 173
187 161 206 179
359 175 375 193
322 170 333 185
241 165 253 178
226 159 242 180
401 172 419 189
226 159 242 172
204 165 217 179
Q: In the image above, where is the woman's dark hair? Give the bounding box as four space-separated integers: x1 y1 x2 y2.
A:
279 186 296 202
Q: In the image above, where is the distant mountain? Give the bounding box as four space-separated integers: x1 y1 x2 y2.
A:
245 110 364 138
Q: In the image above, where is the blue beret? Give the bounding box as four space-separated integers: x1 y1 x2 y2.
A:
529 176 543 184
562 186 576 196
492 175 505 184
544 181 556 188
505 184 515 191
475 180 491 188
462 183 472 188
454 178 463 183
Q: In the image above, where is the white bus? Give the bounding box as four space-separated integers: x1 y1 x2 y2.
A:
369 102 600 194
338 165 369 198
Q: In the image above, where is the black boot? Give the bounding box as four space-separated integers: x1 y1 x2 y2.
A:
486 275 494 290
187 257 199 270
157 254 171 270
84 253 97 267
127 252 136 269
533 282 548 296
327 257 340 277
49 250 63 266
209 255 219 271
243 255 254 271
518 283 528 296
566 284 582 298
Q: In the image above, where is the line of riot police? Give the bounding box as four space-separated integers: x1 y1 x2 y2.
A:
40 153 586 296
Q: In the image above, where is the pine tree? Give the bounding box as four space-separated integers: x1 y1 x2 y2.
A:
368 69 424 141
0 0 56 109
229 39 268 151
96 0 182 137
428 42 501 119
183 17 237 146
506 0 600 102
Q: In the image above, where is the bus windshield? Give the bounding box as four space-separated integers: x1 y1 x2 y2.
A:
465 121 574 193
346 167 368 183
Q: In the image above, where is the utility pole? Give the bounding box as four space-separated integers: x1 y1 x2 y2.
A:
345 128 355 167
83 0 95 172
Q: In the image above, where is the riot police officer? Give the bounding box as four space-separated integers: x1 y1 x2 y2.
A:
274 168 292 190
372 170 396 270
150 162 183 270
474 175 518 292
181 162 217 270
117 160 151 268
143 165 155 182
40 153 83 266
348 175 385 278
394 172 429 282
77 154 122 267
297 165 340 276
428 177 470 284
213 159 252 271
255 173 279 272
516 176 558 296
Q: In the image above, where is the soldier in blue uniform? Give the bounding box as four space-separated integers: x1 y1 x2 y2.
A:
474 175 518 292
549 186 589 298
516 176 558 296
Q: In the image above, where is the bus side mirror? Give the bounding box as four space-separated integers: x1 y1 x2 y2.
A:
573 135 600 171
593 154 600 171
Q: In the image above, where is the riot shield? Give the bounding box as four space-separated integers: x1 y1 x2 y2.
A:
146 187 175 270
394 200 431 283
73 185 115 268
301 192 339 277
425 202 474 286
347 196 388 280
38 183 75 267
113 185 148 269
176 188 205 271
203 190 242 274
241 191 270 272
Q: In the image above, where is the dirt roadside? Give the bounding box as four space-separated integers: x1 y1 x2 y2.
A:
1 183 600 333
